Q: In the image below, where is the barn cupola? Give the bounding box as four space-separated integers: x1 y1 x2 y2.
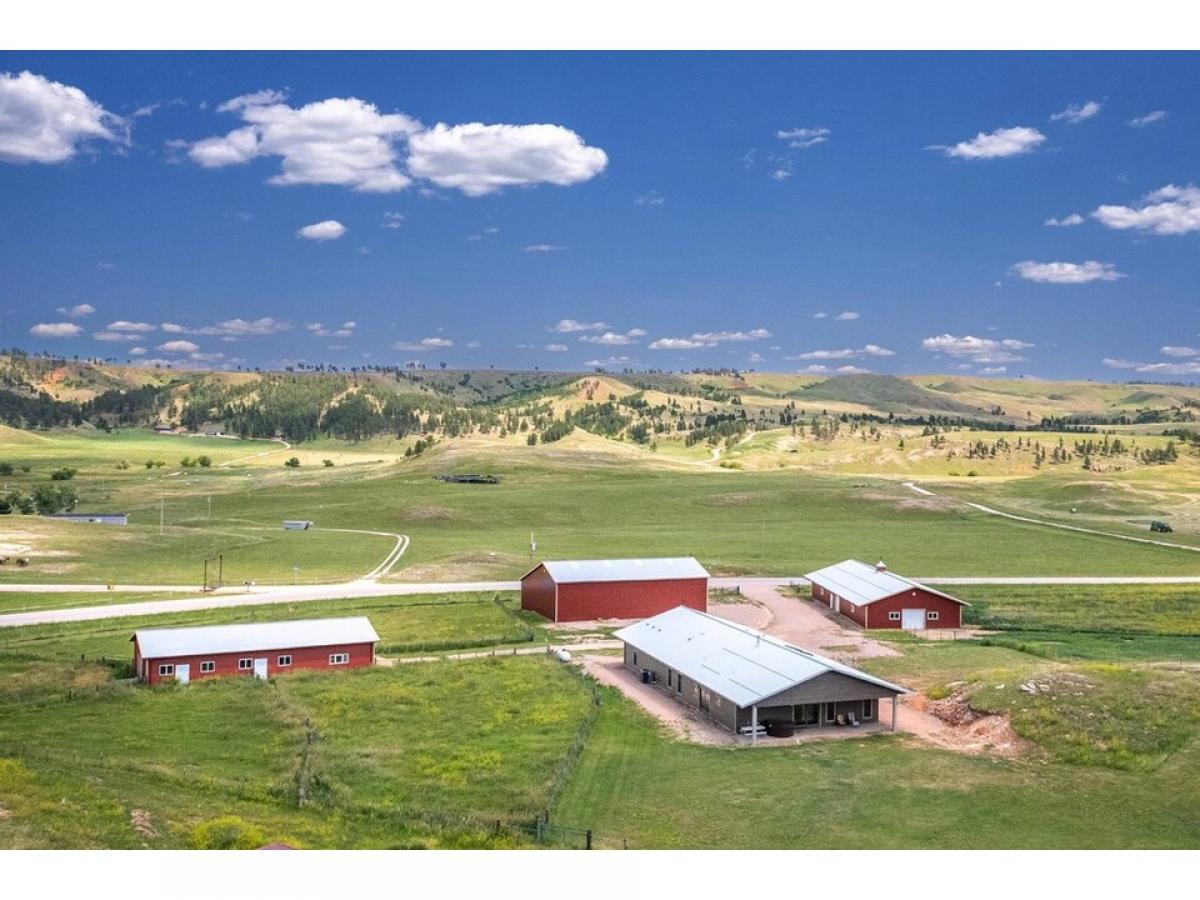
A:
875 560 888 572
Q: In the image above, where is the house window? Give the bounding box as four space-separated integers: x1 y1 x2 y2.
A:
676 676 683 694
278 655 292 667
824 702 836 723
888 611 901 621
632 651 638 666
927 610 940 621
863 699 875 720
238 658 253 670
200 661 215 673
158 664 174 677
667 669 673 687
329 653 349 665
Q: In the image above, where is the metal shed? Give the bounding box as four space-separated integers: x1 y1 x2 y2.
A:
521 556 709 622
805 559 968 630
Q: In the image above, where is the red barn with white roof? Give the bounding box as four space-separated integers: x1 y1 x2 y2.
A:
521 557 709 622
805 560 967 630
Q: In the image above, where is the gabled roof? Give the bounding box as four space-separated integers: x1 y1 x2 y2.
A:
804 559 967 607
133 617 380 659
523 556 709 584
613 606 905 708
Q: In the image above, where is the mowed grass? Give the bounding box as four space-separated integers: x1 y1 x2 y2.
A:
552 687 1200 848
0 590 205 614
0 655 594 848
959 583 1200 636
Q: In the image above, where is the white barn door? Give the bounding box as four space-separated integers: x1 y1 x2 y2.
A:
901 609 926 631
253 658 269 680
176 664 191 685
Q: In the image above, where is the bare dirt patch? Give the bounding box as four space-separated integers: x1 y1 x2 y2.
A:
904 690 1033 757
387 550 525 583
130 808 157 840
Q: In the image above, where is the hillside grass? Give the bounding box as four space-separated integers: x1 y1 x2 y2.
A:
959 583 1200 636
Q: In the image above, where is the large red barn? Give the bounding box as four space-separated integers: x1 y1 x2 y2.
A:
132 617 379 685
805 560 968 630
521 557 709 622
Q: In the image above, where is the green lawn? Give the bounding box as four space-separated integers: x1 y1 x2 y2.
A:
959 584 1200 636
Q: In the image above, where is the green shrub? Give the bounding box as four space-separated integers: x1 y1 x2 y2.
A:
189 815 267 850
50 466 77 481
284 457 301 468
197 455 212 468
0 461 13 476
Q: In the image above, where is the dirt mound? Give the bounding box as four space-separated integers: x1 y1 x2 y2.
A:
916 689 1032 757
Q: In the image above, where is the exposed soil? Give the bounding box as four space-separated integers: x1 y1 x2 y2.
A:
905 690 1033 757
130 808 157 840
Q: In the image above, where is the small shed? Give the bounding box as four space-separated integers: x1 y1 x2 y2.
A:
132 616 379 685
282 520 313 530
44 512 129 526
521 556 708 622
615 606 906 735
805 559 968 630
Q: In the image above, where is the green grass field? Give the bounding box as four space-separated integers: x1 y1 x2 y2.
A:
959 583 1200 635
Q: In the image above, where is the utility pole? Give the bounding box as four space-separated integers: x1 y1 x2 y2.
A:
207 495 212 520
159 497 164 536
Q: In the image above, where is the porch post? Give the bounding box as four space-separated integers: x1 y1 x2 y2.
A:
891 696 897 731
751 705 758 745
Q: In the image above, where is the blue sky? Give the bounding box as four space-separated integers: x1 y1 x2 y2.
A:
1 51 1198 379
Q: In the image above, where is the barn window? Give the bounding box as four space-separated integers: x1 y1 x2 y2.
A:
329 653 349 665
278 655 292 666
200 661 215 673
158 664 174 677
888 611 901 621
632 651 638 666
927 610 939 621
238 658 253 670
676 675 683 694
863 699 875 720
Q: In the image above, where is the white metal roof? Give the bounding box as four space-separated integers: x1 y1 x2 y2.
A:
613 606 904 708
804 559 967 607
133 616 380 659
527 556 709 584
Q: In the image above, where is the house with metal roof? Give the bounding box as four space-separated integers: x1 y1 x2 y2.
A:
132 616 379 685
44 512 128 526
614 606 906 738
805 559 968 630
520 556 708 622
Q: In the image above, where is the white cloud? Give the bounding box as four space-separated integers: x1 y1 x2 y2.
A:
189 351 225 362
161 322 186 333
157 339 200 353
92 331 140 342
648 338 711 350
585 355 632 367
106 320 156 332
1129 110 1168 128
788 344 895 360
307 321 356 338
1104 356 1200 375
776 127 830 149
297 220 347 241
128 347 147 356
29 322 82 338
190 93 419 192
381 212 404 229
407 122 607 197
465 340 481 349
933 126 1045 160
798 364 831 374
96 261 116 269
548 319 607 333
1092 184 1200 236
1011 260 1124 284
1161 346 1200 358
0 71 126 164
922 333 1034 364
393 337 453 351
160 318 291 338
544 344 569 352
812 312 828 319
1044 213 1084 227
748 352 765 363
690 329 772 343
835 311 860 321
580 331 639 346
523 244 565 253
56 303 95 318
979 366 1008 375
635 190 665 206
1050 101 1101 124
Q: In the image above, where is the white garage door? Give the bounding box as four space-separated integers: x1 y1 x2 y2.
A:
901 609 926 631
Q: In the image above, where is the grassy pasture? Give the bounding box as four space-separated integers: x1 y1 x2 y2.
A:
959 583 1200 636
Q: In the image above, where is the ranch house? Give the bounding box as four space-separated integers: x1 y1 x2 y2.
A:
805 559 968 630
132 616 379 685
521 556 708 622
614 606 906 737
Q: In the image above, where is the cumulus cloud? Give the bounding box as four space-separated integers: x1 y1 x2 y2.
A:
548 319 607 333
812 312 828 319
585 355 633 368
407 122 607 197
189 92 419 192
307 321 356 338
579 331 640 346
56 303 95 318
1044 213 1084 227
1092 184 1200 235
1011 260 1124 284
776 127 830 149
523 244 565 253
0 71 127 164
93 331 140 342
380 211 404 229
979 366 1008 375
297 220 347 241
161 317 291 338
393 337 453 351
648 338 710 350
128 347 147 355
544 344 569 352
157 339 200 353
921 334 1034 365
835 311 860 321
1161 346 1200 358
106 320 156 332
1050 101 1101 124
796 364 872 375
1103 356 1200 376
690 329 772 343
932 126 1045 159
787 344 895 360
29 322 82 338
1129 110 1168 127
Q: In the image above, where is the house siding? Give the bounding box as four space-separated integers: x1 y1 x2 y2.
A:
135 639 376 685
623 643 737 731
556 577 707 622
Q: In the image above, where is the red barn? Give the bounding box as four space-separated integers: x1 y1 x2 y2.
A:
805 560 968 630
132 616 379 685
521 557 709 622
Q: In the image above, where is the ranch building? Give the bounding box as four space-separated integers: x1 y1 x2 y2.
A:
44 512 129 526
132 616 379 685
805 559 968 630
521 556 708 622
614 606 906 736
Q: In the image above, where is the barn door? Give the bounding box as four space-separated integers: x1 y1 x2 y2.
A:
901 609 926 631
176 664 191 685
253 658 269 680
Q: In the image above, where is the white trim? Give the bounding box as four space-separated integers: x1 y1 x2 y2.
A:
329 652 349 665
277 654 293 666
200 660 215 673
238 658 253 670
927 610 940 621
157 663 174 676
888 611 901 621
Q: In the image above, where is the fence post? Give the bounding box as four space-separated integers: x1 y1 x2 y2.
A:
586 829 592 850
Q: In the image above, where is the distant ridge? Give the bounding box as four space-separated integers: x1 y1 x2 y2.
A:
796 374 988 416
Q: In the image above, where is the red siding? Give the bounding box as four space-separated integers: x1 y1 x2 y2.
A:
520 565 558 620
810 582 962 629
555 577 707 622
135 639 376 685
